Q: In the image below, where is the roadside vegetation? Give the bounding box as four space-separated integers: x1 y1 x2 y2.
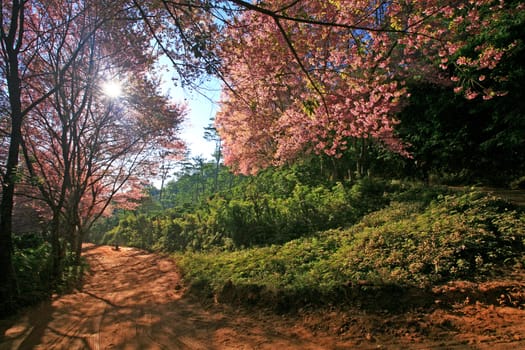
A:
12 234 86 308
175 185 524 311
86 165 524 311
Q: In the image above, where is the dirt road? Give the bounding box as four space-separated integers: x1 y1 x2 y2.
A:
2 244 525 349
0 245 356 349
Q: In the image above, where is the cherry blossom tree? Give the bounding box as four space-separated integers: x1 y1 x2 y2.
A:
21 4 185 271
0 0 103 313
1 0 185 310
214 0 522 174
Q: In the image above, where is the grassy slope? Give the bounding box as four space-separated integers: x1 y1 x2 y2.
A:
175 188 525 311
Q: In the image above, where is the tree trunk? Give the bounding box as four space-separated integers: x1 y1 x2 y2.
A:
0 142 20 314
49 213 64 284
356 138 368 178
0 207 18 316
0 33 24 315
74 229 83 266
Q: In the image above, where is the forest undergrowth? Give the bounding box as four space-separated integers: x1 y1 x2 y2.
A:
174 186 525 312
13 176 525 315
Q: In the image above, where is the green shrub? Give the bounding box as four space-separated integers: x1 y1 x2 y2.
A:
98 175 396 251
337 192 524 287
13 241 52 305
176 189 525 310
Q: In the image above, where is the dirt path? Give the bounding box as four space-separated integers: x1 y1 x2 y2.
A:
2 244 525 349
0 245 355 349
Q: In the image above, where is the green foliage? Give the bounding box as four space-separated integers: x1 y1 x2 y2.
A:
338 192 524 287
175 189 525 309
103 213 155 249
397 8 525 185
56 248 88 293
158 161 242 209
8 233 87 307
13 239 52 305
12 234 89 308
91 167 394 251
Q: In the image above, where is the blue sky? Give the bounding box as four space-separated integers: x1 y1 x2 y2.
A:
177 83 220 160
151 80 220 187
157 57 221 160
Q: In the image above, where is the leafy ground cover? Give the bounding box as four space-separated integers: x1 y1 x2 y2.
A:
175 188 525 312
11 234 86 310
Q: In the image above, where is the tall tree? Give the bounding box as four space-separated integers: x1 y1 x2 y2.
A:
1 0 185 312
1 0 100 314
204 120 222 191
19 1 186 270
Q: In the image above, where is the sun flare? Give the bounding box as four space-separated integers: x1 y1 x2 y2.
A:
102 80 123 98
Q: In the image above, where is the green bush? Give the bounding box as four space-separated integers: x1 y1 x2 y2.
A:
335 191 524 286
13 241 52 305
95 173 395 251
176 189 525 309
